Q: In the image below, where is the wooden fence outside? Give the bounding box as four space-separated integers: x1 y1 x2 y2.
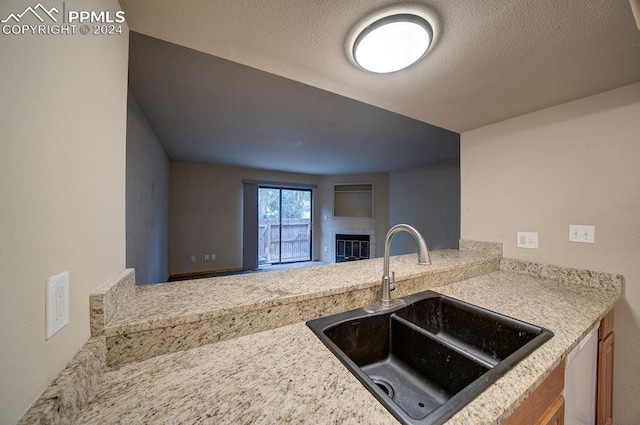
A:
258 218 311 263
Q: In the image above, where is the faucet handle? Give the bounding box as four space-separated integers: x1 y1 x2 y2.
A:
389 271 396 291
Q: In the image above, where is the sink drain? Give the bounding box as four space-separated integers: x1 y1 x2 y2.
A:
373 379 394 399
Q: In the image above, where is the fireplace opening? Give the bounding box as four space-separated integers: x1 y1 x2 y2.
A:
336 234 370 263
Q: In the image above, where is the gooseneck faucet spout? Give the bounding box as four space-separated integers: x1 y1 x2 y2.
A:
365 224 431 313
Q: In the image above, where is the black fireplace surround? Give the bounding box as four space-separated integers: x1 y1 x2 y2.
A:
335 234 370 263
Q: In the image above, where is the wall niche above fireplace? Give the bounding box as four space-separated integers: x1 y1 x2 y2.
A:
333 183 373 218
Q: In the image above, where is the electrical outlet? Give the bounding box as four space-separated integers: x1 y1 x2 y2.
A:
211 254 216 261
204 255 210 262
190 255 196 263
569 225 595 243
45 272 69 339
323 246 328 252
516 232 538 249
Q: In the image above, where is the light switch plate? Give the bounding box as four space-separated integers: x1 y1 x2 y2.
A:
517 232 538 249
569 225 595 243
45 271 69 339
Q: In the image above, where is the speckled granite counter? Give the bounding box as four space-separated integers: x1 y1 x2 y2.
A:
96 250 501 366
108 250 499 329
76 269 621 424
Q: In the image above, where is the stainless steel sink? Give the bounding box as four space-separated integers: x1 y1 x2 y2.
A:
306 290 553 425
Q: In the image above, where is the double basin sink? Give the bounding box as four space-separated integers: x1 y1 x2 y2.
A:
307 290 553 425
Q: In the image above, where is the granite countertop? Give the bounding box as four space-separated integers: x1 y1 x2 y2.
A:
106 249 498 335
76 269 620 424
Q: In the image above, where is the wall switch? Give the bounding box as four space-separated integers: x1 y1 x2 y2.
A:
204 255 210 262
323 215 328 221
323 246 328 252
516 232 538 249
211 254 216 261
569 225 595 243
45 272 69 339
190 255 196 263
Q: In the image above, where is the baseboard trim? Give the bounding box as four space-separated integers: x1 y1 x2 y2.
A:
169 268 243 280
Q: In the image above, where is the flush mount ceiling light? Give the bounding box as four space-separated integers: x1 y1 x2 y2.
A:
347 6 440 74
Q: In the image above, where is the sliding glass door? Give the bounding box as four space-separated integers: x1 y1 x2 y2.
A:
258 187 312 264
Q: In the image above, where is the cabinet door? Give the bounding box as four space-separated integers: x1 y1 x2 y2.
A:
536 395 565 425
597 332 614 425
504 360 564 425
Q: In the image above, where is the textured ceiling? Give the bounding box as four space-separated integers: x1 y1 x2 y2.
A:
128 33 459 175
119 0 640 133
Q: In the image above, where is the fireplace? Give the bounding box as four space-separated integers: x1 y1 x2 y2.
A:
335 234 370 263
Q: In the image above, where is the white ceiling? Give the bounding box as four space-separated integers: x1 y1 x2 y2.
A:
119 0 640 133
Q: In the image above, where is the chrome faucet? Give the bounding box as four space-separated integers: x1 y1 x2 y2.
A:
365 224 431 313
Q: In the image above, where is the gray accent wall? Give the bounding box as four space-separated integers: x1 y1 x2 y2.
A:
389 159 461 255
126 92 170 284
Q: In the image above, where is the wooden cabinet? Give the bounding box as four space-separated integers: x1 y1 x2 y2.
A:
536 395 565 425
597 310 614 425
504 360 565 425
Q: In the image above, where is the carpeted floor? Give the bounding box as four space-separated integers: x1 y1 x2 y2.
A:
169 261 328 281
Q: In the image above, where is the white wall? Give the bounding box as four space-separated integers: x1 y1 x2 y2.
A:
169 162 392 273
126 92 169 284
317 173 390 263
0 1 128 423
461 83 640 424
389 159 460 255
169 161 321 274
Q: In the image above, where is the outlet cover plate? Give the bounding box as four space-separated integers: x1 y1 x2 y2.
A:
517 232 538 249
45 271 69 339
569 225 595 243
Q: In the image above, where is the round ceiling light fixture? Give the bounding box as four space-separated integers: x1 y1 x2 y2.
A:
347 6 440 74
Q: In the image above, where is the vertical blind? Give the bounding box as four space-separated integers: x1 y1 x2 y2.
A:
242 182 258 270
